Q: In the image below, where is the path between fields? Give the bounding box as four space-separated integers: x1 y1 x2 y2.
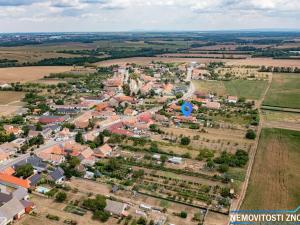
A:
230 73 273 213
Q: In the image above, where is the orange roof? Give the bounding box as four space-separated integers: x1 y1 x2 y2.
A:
94 144 112 158
2 167 15 176
0 173 30 189
115 95 134 103
38 152 64 163
44 144 64 155
80 148 94 159
163 83 173 92
3 125 22 135
95 102 109 111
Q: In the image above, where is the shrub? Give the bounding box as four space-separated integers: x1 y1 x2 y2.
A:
55 191 67 202
245 129 256 139
180 211 188 218
46 214 60 221
93 210 110 222
180 137 190 145
218 164 229 173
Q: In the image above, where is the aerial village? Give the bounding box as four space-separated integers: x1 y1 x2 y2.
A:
0 61 259 225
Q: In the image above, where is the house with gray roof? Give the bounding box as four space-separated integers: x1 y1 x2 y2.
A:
104 199 128 216
0 197 25 224
28 173 42 187
0 186 33 225
13 155 47 172
47 167 65 184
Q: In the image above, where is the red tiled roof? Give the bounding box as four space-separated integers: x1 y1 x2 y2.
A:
110 128 134 137
0 173 30 189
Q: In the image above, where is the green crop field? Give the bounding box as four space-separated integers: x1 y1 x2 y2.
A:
193 80 268 100
242 128 300 210
263 73 300 109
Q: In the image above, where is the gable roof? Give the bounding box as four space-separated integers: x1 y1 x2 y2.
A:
48 167 64 181
0 173 30 189
28 173 42 186
104 199 127 216
12 187 28 200
0 197 25 221
14 155 47 171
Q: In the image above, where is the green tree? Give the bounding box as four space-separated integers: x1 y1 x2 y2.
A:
36 123 43 131
180 137 190 145
83 194 107 211
137 217 147 225
180 211 188 218
55 191 67 202
218 163 229 173
245 129 256 139
93 210 110 222
15 164 34 178
75 131 84 143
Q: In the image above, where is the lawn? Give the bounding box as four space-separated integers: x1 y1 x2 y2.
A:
193 80 268 100
242 128 300 210
263 73 300 109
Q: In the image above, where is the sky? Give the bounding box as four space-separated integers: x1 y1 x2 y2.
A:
0 0 299 32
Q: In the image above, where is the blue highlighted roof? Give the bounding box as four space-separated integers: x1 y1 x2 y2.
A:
181 101 193 117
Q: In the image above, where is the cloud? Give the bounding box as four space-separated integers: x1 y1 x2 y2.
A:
0 0 39 6
0 0 299 32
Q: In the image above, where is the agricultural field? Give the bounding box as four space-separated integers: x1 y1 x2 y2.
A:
216 66 271 79
263 73 300 109
242 128 300 210
193 79 268 100
0 91 25 105
0 66 71 83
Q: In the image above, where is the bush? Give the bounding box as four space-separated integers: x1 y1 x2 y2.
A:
180 211 188 218
180 137 190 145
218 164 229 173
245 129 256 139
46 214 60 221
55 191 67 202
93 210 110 222
82 195 106 211
137 217 147 225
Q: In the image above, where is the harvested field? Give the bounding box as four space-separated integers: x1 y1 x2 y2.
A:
0 66 71 83
0 91 24 105
263 73 300 109
242 128 300 210
160 53 249 59
0 105 24 117
193 80 268 100
95 57 300 67
262 110 300 123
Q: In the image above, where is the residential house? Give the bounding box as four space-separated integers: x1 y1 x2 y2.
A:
0 186 34 224
0 173 30 189
28 173 42 187
93 144 113 158
13 155 47 173
104 199 128 217
227 96 238 104
10 138 26 150
38 115 69 124
203 101 221 110
47 167 65 184
3 125 22 136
